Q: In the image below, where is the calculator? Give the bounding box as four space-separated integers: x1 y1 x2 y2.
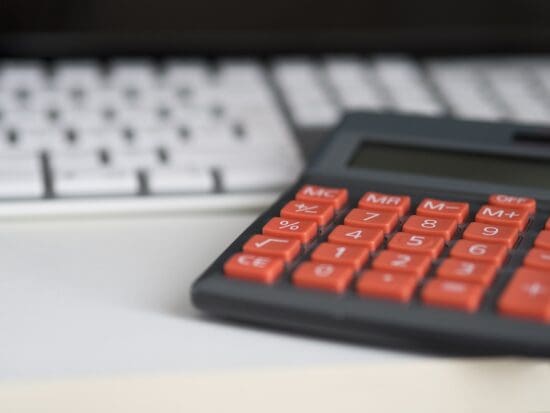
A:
191 113 550 355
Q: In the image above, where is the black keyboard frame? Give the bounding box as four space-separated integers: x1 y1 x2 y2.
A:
192 113 550 356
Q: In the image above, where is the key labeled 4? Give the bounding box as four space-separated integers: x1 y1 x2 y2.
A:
328 225 384 251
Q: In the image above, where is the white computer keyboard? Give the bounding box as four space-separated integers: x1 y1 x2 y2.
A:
0 55 549 217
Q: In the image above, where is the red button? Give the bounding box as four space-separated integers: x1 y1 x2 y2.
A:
488 194 536 215
293 261 354 293
475 205 529 230
421 279 485 312
356 270 417 302
344 208 399 233
358 192 410 216
372 250 432 280
311 242 369 270
224 253 284 284
546 218 550 230
416 198 469 223
281 200 334 226
402 215 457 241
436 258 498 287
328 225 384 251
243 235 301 262
387 232 445 259
295 185 348 209
534 230 550 250
263 217 318 244
450 240 508 267
524 248 550 271
498 267 550 323
462 222 519 249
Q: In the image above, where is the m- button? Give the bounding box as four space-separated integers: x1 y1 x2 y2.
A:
475 205 529 230
416 198 469 223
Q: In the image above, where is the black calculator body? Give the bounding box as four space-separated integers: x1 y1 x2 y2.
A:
192 113 550 356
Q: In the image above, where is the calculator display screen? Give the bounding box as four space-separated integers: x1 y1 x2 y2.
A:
349 142 550 189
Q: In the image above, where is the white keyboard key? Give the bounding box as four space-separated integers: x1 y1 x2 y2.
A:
221 165 297 192
427 60 504 121
148 166 215 194
164 60 210 88
52 61 103 90
374 57 443 115
56 109 106 131
324 57 386 110
53 168 138 197
2 110 51 131
273 59 340 128
76 129 129 151
484 64 550 124
109 60 157 89
0 168 43 198
0 61 47 90
49 151 103 171
109 150 160 170
18 130 68 153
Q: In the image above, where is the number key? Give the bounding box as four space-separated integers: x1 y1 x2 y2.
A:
387 232 445 259
293 261 354 293
402 215 457 241
328 225 384 251
344 208 398 233
436 258 498 286
450 240 508 267
534 230 550 250
311 243 369 270
372 250 432 280
463 222 519 249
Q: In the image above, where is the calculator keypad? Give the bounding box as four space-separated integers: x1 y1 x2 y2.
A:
223 185 550 324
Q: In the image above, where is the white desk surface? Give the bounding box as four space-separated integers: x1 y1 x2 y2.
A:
0 211 416 381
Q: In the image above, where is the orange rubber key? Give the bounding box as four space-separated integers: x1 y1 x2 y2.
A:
293 261 354 293
295 185 348 209
328 225 384 251
387 232 445 259
263 217 317 244
243 235 301 262
402 215 457 241
372 250 432 280
311 242 369 270
488 194 536 215
224 253 284 284
524 248 550 271
475 205 529 230
356 270 418 303
344 208 398 233
358 191 410 216
421 279 485 312
436 258 498 287
450 240 508 267
416 198 469 223
463 222 519 249
281 200 334 226
498 267 550 323
534 230 550 250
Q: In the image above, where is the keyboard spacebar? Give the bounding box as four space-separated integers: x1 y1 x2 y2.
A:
52 169 139 197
